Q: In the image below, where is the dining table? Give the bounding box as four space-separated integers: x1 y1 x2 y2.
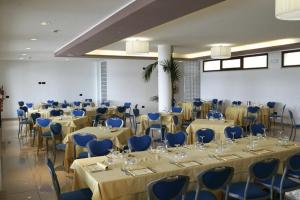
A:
63 126 133 169
70 137 300 200
177 101 212 120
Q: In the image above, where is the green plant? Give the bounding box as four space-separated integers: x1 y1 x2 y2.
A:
143 57 181 105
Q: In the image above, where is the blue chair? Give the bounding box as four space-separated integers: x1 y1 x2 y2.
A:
128 135 151 152
18 101 24 107
36 118 52 153
92 114 101 127
47 100 54 105
185 166 234 200
116 106 126 123
50 109 63 117
50 123 66 164
288 110 300 141
101 101 110 107
61 103 68 108
172 107 183 113
227 158 279 200
232 101 242 106
287 153 300 180
85 99 93 102
26 103 33 109
82 102 90 107
46 159 92 200
72 109 85 117
73 101 81 107
269 104 286 131
257 153 300 200
96 107 108 115
250 123 266 136
193 101 203 119
148 113 163 140
147 175 189 200
106 117 124 128
87 139 113 157
20 106 28 113
207 111 223 120
17 109 32 138
172 115 180 133
72 133 96 159
211 99 218 110
267 102 276 109
166 131 186 147
133 107 141 135
124 102 133 127
31 112 41 146
196 128 215 143
224 126 243 140
243 106 260 129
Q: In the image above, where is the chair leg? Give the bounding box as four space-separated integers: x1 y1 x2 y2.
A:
53 147 56 164
293 128 297 141
45 138 49 158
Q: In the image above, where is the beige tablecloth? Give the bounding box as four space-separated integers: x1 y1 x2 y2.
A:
225 106 270 128
63 127 133 169
140 112 183 134
177 101 212 120
71 137 300 200
186 119 235 144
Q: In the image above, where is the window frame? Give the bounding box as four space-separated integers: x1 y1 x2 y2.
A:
282 49 300 68
202 53 268 72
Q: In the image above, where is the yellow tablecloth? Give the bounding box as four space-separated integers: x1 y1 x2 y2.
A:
225 106 270 128
139 112 183 134
186 119 235 144
177 102 193 121
71 137 300 200
63 127 133 169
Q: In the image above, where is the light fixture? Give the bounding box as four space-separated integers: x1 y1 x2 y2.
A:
275 0 300 20
30 38 37 41
40 21 49 26
21 53 27 56
210 45 231 59
25 47 31 50
125 39 149 54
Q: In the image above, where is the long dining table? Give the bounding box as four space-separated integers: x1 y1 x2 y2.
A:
71 137 300 200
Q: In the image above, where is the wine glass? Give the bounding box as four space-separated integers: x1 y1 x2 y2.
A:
262 127 267 139
231 132 236 142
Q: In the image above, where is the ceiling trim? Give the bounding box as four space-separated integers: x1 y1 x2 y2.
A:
54 0 225 57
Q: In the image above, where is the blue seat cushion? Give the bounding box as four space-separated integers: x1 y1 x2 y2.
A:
42 131 52 138
56 143 66 151
60 188 92 200
258 174 300 191
228 182 269 199
149 124 162 129
183 190 217 200
77 151 89 159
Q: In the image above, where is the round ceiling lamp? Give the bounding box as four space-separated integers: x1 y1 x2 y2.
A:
126 40 149 54
210 46 231 59
275 0 300 20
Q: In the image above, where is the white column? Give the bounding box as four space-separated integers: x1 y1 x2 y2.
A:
158 44 172 112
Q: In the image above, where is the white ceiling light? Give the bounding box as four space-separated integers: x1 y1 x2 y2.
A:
40 21 49 26
210 45 231 59
25 47 31 50
125 39 149 54
275 0 300 20
30 38 37 41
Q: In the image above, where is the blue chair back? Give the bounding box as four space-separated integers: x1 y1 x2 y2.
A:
97 107 108 114
101 101 110 107
267 101 276 109
148 113 160 121
248 106 260 114
85 99 93 102
46 159 61 199
207 111 223 119
193 101 202 107
287 153 300 172
61 103 68 108
224 126 243 139
124 102 131 109
26 103 33 108
87 139 113 157
250 123 265 136
106 118 124 128
171 107 183 113
50 109 62 117
20 106 28 113
172 115 179 126
72 133 96 148
72 109 85 117
198 166 234 190
250 158 279 181
232 101 242 106
196 128 215 143
117 106 126 113
31 112 41 124
73 101 81 107
47 100 54 105
194 98 201 102
82 102 90 107
17 109 25 118
166 131 186 147
36 118 52 128
18 101 24 107
50 123 62 136
147 175 189 200
133 108 140 117
128 135 151 151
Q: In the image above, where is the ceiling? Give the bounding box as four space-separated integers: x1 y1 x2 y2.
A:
99 0 300 56
0 0 133 61
1 0 300 61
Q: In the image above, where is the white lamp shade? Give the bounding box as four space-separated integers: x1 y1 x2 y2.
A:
210 46 231 59
126 40 149 54
276 0 300 20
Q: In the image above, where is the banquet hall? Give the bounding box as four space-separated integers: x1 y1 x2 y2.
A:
1 0 300 199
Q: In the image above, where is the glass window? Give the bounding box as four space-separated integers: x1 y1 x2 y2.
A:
283 50 300 67
243 55 268 69
222 59 241 69
203 60 221 71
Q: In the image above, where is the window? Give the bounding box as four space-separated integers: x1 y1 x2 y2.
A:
203 60 221 72
282 49 300 67
222 58 241 69
203 53 268 72
243 54 268 69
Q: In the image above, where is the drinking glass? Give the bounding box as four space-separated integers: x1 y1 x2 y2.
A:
231 132 236 142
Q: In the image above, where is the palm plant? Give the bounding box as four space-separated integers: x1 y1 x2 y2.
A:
143 57 181 105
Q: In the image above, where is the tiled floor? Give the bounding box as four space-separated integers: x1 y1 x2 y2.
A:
0 119 299 200
0 120 72 200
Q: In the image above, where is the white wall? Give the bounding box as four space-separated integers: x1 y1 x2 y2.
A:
200 51 300 123
105 59 158 114
0 59 97 118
